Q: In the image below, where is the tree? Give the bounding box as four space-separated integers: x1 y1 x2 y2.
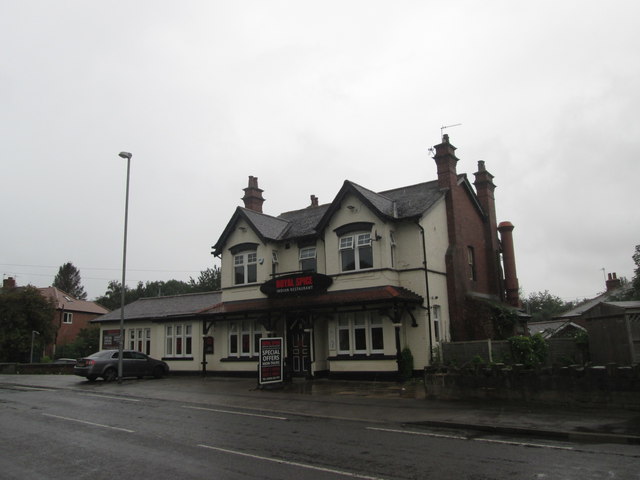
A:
95 267 221 310
189 266 221 292
0 286 56 362
53 262 87 300
631 244 640 299
55 325 100 359
522 290 576 322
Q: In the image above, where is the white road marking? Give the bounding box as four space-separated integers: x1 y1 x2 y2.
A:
367 426 466 440
42 413 134 433
10 385 56 392
198 444 388 480
183 405 288 420
81 393 141 402
474 437 574 451
368 426 575 451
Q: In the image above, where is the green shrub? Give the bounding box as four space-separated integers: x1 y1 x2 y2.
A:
508 334 548 367
399 347 414 380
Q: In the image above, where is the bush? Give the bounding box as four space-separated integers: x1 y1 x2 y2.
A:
508 334 548 367
399 347 414 380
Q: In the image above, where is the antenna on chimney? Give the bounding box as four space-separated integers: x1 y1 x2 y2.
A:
440 123 462 139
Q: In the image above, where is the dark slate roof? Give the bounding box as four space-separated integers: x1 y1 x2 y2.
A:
241 208 291 240
93 291 222 323
278 204 331 239
214 177 447 252
350 182 396 217
379 180 444 218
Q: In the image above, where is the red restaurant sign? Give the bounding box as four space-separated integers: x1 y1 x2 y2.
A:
260 272 332 297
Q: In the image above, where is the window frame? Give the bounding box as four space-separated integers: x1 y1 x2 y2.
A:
228 320 263 358
165 323 193 358
467 246 476 281
299 246 317 272
62 312 73 324
336 312 384 355
339 232 373 272
234 250 258 285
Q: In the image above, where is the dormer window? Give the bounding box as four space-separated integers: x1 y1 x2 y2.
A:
339 232 373 271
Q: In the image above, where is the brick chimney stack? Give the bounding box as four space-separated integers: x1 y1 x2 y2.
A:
474 160 501 294
498 221 520 307
310 195 318 207
606 272 621 292
242 176 265 213
2 276 16 290
433 134 459 190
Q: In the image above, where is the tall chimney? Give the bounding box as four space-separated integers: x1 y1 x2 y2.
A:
498 221 520 307
242 176 265 213
606 272 621 292
433 134 459 190
2 277 16 290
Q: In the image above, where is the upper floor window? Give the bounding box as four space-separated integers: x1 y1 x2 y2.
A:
467 246 476 281
299 246 317 272
339 232 373 272
62 312 73 324
234 251 257 285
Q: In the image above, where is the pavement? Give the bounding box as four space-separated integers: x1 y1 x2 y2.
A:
2 374 639 445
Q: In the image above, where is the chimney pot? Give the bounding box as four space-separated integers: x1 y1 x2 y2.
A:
310 195 318 207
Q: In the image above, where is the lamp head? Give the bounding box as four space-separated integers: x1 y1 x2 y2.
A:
119 151 132 160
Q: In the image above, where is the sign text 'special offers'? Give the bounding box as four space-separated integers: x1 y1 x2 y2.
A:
259 337 283 385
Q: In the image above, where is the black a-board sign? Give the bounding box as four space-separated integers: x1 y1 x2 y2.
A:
259 337 283 385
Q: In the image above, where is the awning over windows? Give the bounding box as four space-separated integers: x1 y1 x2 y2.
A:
200 285 423 318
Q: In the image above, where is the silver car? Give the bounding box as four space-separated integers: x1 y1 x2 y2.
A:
74 350 169 382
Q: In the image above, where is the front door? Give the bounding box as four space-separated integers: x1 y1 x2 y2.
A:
288 321 311 376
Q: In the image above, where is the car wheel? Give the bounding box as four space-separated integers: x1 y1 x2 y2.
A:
87 375 98 382
103 368 117 382
153 366 165 379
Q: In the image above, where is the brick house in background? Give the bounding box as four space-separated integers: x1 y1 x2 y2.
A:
1 277 108 359
38 286 109 357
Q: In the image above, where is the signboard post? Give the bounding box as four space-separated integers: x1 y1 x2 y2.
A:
259 337 283 386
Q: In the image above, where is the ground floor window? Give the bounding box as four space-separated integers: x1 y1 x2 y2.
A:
337 312 384 355
129 328 151 355
165 324 193 357
228 320 262 357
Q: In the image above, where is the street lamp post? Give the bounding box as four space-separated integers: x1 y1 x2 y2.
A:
117 151 132 383
30 330 40 363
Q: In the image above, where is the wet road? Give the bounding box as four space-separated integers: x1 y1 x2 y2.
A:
1 381 638 479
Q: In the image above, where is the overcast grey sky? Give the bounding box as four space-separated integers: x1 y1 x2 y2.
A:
2 1 638 303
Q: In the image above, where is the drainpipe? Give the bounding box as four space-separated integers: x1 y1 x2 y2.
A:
418 223 433 364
